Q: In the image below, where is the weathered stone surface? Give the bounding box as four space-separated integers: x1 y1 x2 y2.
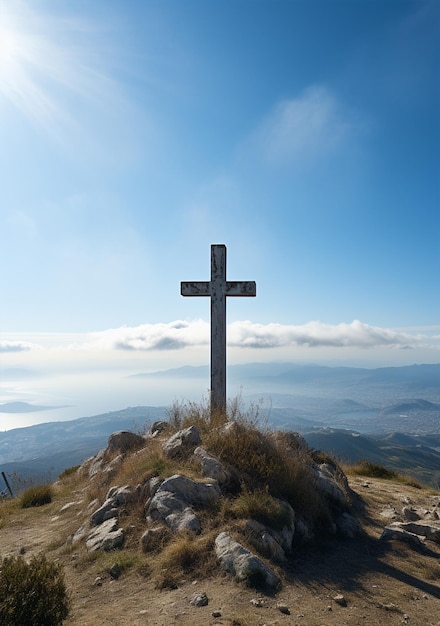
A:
402 506 421 521
106 485 134 506
194 447 230 484
70 523 88 545
162 426 201 458
215 531 280 589
86 518 124 551
148 420 168 437
91 498 118 526
246 499 295 560
104 454 124 475
270 430 308 452
314 464 348 508
190 592 209 607
158 474 221 506
247 520 286 562
107 431 145 454
397 521 440 543
86 449 106 477
380 525 423 547
147 490 201 533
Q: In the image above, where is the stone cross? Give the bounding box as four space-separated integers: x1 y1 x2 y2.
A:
181 244 256 412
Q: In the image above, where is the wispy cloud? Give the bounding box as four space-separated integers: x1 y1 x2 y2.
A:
247 85 358 166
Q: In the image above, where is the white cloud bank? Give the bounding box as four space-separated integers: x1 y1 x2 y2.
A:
2 320 437 356
83 319 430 352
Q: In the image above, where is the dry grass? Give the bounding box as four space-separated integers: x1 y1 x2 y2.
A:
345 460 424 489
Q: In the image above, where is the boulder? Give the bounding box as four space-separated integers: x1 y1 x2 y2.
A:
162 426 201 458
246 520 287 562
380 525 423 547
148 420 168 437
106 485 134 506
86 518 124 551
107 431 145 453
314 465 348 508
194 447 230 485
91 498 119 526
158 474 221 506
402 506 421 521
215 531 280 589
147 490 201 533
397 522 440 543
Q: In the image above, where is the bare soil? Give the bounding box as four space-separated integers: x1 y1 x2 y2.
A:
1 476 439 625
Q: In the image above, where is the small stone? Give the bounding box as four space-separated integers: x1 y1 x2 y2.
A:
190 592 208 607
333 593 347 607
212 611 221 618
277 604 290 615
109 563 122 579
250 598 264 607
94 576 103 586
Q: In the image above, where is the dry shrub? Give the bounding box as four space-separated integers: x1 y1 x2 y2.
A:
0 554 70 625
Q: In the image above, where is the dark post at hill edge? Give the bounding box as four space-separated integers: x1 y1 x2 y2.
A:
181 244 256 412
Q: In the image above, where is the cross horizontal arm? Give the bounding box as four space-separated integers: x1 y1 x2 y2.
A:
181 281 211 296
225 281 256 296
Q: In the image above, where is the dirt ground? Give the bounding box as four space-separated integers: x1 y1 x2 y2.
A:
1 476 439 626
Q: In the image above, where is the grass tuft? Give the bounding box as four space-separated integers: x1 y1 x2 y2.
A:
20 484 53 508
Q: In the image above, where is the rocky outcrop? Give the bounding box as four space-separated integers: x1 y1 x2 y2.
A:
382 521 440 544
193 447 230 485
107 431 145 454
215 531 280 589
162 426 201 458
146 474 221 533
86 518 124 551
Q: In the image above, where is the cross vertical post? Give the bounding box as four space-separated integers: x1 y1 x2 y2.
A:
181 244 256 413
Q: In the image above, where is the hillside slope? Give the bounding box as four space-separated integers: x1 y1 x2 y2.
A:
0 419 439 626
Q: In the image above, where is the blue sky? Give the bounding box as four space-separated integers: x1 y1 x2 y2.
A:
0 0 439 426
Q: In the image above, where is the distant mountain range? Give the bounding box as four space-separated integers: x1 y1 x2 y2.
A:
1 362 439 491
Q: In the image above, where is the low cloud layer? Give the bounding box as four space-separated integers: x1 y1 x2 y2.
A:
88 319 428 352
2 320 436 356
228 320 420 349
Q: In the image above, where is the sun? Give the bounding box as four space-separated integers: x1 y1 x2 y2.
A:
0 18 20 84
0 3 37 104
